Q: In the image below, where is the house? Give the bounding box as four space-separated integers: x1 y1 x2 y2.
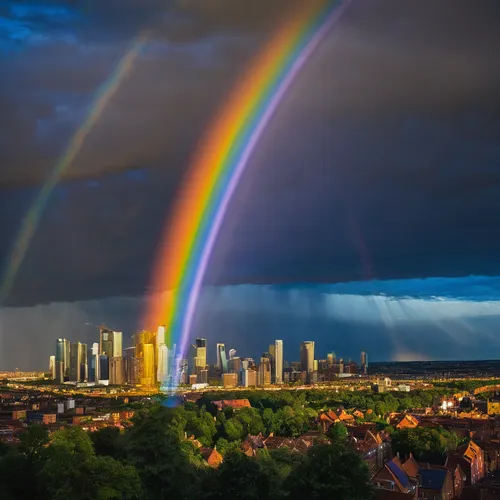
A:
418 466 454 500
445 441 485 485
338 409 355 423
396 414 419 430
360 430 392 476
262 435 315 454
447 462 466 499
373 457 418 498
212 399 251 411
242 433 265 457
354 410 365 419
402 455 420 479
200 447 223 468
317 409 339 432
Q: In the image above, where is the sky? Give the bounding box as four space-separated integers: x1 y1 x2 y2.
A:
1 0 500 370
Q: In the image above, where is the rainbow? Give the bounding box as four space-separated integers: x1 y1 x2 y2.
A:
0 34 147 306
145 0 351 363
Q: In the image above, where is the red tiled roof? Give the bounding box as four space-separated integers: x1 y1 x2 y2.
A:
213 399 251 410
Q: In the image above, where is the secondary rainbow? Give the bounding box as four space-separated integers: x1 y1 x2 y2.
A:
145 0 351 361
0 34 147 306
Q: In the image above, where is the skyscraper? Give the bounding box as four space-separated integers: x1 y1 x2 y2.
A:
216 343 228 373
195 338 207 369
70 342 87 382
99 355 109 384
361 351 368 374
274 340 283 384
258 356 271 386
110 356 124 385
88 343 99 383
157 344 169 386
327 352 336 366
55 338 68 383
189 338 207 376
142 343 155 386
99 328 113 356
49 355 55 380
300 341 315 373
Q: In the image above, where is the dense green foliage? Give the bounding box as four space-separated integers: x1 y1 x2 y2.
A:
0 402 373 500
390 427 462 463
0 386 469 499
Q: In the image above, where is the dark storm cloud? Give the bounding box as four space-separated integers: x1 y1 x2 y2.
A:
1 0 500 185
1 0 500 309
3 277 500 370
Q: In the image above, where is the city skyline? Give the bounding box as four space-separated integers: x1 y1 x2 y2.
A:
46 325 368 389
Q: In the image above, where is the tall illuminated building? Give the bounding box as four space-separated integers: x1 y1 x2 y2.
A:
123 347 136 384
99 355 109 384
100 328 113 356
189 338 207 376
361 351 368 374
110 357 124 385
88 343 99 383
157 344 169 386
49 356 56 380
300 341 315 373
55 338 68 383
70 342 87 382
142 343 155 386
274 340 283 384
327 352 336 366
195 338 207 368
258 356 271 386
217 343 228 373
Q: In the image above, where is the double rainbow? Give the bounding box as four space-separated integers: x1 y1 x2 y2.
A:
145 0 350 360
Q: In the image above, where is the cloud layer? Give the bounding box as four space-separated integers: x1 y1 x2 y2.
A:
2 277 500 371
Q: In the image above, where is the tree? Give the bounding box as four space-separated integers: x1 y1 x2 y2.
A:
123 406 203 500
91 426 123 458
202 451 275 500
284 443 374 500
18 424 49 462
390 427 461 463
40 426 141 500
327 422 348 442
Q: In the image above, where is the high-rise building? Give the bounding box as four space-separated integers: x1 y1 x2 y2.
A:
123 347 136 384
49 356 56 380
216 343 228 374
55 338 68 383
361 351 368 374
112 332 123 358
274 340 283 384
157 344 169 386
99 355 109 384
195 338 207 368
258 357 271 386
189 339 207 376
228 356 242 376
110 357 124 385
142 343 155 386
267 345 276 383
300 341 315 373
100 328 113 356
69 342 87 382
80 344 88 381
243 369 257 387
88 343 99 383
222 373 238 388
327 352 336 366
